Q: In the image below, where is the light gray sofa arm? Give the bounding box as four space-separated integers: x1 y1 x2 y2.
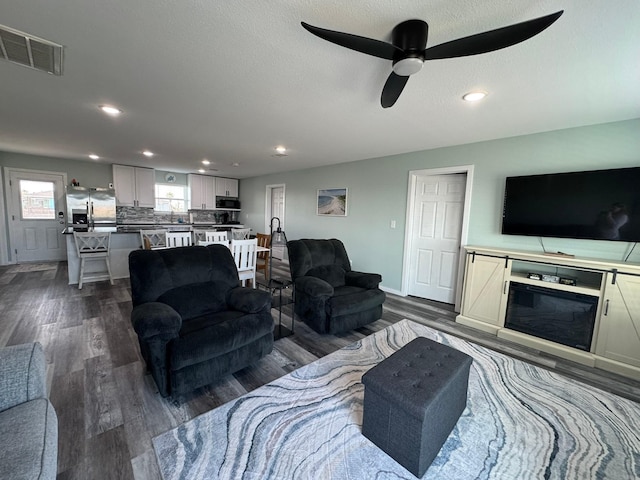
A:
0 342 47 413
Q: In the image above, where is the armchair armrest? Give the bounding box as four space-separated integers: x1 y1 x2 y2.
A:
227 287 272 313
0 342 47 413
295 276 334 297
346 271 382 289
131 302 182 340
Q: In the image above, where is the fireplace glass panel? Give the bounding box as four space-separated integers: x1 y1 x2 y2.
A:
505 282 598 351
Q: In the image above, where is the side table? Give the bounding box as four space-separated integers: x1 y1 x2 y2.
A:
257 278 295 340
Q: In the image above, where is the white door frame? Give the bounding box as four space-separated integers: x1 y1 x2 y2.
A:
401 165 474 311
3 167 68 264
0 171 8 265
264 183 286 233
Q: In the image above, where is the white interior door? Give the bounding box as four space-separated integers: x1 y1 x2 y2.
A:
407 174 466 303
266 185 286 260
8 169 67 263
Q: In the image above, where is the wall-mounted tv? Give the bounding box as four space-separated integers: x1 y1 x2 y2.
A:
502 167 640 242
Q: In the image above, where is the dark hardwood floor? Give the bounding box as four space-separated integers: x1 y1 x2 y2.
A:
0 259 637 479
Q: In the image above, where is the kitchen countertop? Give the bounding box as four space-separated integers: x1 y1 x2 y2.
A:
63 224 245 234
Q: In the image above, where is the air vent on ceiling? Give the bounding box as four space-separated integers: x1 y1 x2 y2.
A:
0 24 63 75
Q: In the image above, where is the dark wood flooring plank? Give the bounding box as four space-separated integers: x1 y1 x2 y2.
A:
84 354 124 438
50 369 85 474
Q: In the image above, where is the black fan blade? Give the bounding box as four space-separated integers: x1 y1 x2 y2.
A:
423 11 563 60
381 72 410 108
301 22 401 60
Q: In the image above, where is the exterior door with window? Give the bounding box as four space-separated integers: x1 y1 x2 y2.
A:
8 169 67 262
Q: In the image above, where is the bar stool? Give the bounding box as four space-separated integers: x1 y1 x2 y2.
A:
73 231 113 289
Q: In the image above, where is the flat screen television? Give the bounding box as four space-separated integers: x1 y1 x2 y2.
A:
502 167 640 242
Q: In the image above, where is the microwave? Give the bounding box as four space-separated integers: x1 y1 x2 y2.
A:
216 197 240 209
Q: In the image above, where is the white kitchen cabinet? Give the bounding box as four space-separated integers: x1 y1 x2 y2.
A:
458 253 510 333
215 177 238 198
189 174 216 210
595 273 640 368
113 165 155 207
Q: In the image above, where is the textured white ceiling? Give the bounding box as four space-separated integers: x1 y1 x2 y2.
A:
0 0 638 178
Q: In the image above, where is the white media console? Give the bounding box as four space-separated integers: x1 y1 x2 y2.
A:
456 246 640 380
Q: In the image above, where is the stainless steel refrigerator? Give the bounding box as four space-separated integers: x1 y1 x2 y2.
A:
66 187 116 229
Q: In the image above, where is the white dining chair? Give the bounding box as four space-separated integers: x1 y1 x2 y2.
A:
230 238 258 288
198 240 229 247
73 231 113 289
230 228 251 240
166 231 192 247
204 231 228 242
140 229 167 249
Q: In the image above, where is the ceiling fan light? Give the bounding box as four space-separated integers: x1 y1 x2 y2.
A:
462 91 487 102
392 58 423 76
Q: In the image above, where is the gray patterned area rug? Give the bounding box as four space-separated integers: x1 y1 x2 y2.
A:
153 319 640 479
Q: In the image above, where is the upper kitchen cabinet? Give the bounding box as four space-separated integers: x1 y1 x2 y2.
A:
188 174 216 210
113 165 155 207
215 177 238 198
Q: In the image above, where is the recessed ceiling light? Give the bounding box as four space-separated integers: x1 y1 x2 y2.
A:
275 146 287 155
202 159 210 165
89 154 100 160
198 168 206 173
462 91 487 102
142 150 154 157
99 105 122 116
231 162 240 167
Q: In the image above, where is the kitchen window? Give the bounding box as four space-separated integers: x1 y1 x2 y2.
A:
155 184 187 212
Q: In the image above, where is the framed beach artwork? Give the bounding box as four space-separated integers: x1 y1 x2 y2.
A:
317 188 348 216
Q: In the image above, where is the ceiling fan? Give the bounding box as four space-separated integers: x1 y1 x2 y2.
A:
301 11 563 108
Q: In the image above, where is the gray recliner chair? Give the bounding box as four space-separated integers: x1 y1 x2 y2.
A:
287 239 386 334
0 342 58 480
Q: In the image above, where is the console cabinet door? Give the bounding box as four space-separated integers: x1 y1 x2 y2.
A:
596 273 640 367
461 255 510 326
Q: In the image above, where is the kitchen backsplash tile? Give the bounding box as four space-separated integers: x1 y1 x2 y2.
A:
116 206 155 224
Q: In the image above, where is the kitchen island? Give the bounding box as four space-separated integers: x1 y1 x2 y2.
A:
63 224 248 285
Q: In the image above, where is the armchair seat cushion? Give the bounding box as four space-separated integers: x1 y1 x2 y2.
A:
172 312 273 370
329 287 387 317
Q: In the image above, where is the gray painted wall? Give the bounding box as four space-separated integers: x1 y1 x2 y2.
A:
239 119 640 292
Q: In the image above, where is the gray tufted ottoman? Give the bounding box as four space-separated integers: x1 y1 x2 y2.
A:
361 336 473 478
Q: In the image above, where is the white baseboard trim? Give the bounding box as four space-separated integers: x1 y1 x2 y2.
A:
380 285 403 296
